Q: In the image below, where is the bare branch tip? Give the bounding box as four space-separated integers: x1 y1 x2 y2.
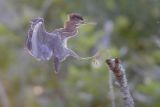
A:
115 58 120 64
106 59 111 64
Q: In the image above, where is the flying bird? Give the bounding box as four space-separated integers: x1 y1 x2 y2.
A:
25 13 96 73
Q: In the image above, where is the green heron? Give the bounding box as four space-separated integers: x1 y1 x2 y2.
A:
25 13 96 73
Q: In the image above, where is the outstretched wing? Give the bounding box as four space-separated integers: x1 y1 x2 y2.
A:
25 17 53 61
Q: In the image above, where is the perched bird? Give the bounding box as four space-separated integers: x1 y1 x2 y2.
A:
25 13 96 73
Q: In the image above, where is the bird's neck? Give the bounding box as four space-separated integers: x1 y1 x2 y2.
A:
63 21 78 32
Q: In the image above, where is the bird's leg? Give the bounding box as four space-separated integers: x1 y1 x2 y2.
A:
68 49 97 60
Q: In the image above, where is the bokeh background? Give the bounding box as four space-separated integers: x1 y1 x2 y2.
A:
0 0 160 107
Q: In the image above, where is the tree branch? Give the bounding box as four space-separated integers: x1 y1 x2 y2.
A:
108 69 115 107
0 81 10 107
106 58 134 107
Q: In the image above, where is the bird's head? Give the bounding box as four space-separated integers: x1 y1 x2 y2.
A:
68 13 84 26
64 13 95 31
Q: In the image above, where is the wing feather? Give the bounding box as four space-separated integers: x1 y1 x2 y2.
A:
25 18 53 61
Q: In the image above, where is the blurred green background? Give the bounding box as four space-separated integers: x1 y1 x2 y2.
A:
0 0 160 107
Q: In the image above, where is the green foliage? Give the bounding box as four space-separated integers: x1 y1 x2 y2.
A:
0 0 160 107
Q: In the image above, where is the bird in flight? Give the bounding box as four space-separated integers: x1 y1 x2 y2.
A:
25 13 97 73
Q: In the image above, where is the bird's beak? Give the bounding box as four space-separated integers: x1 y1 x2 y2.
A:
80 20 88 24
81 20 96 25
76 20 96 26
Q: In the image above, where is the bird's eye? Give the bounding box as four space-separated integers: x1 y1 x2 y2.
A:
75 16 83 20
69 13 83 21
